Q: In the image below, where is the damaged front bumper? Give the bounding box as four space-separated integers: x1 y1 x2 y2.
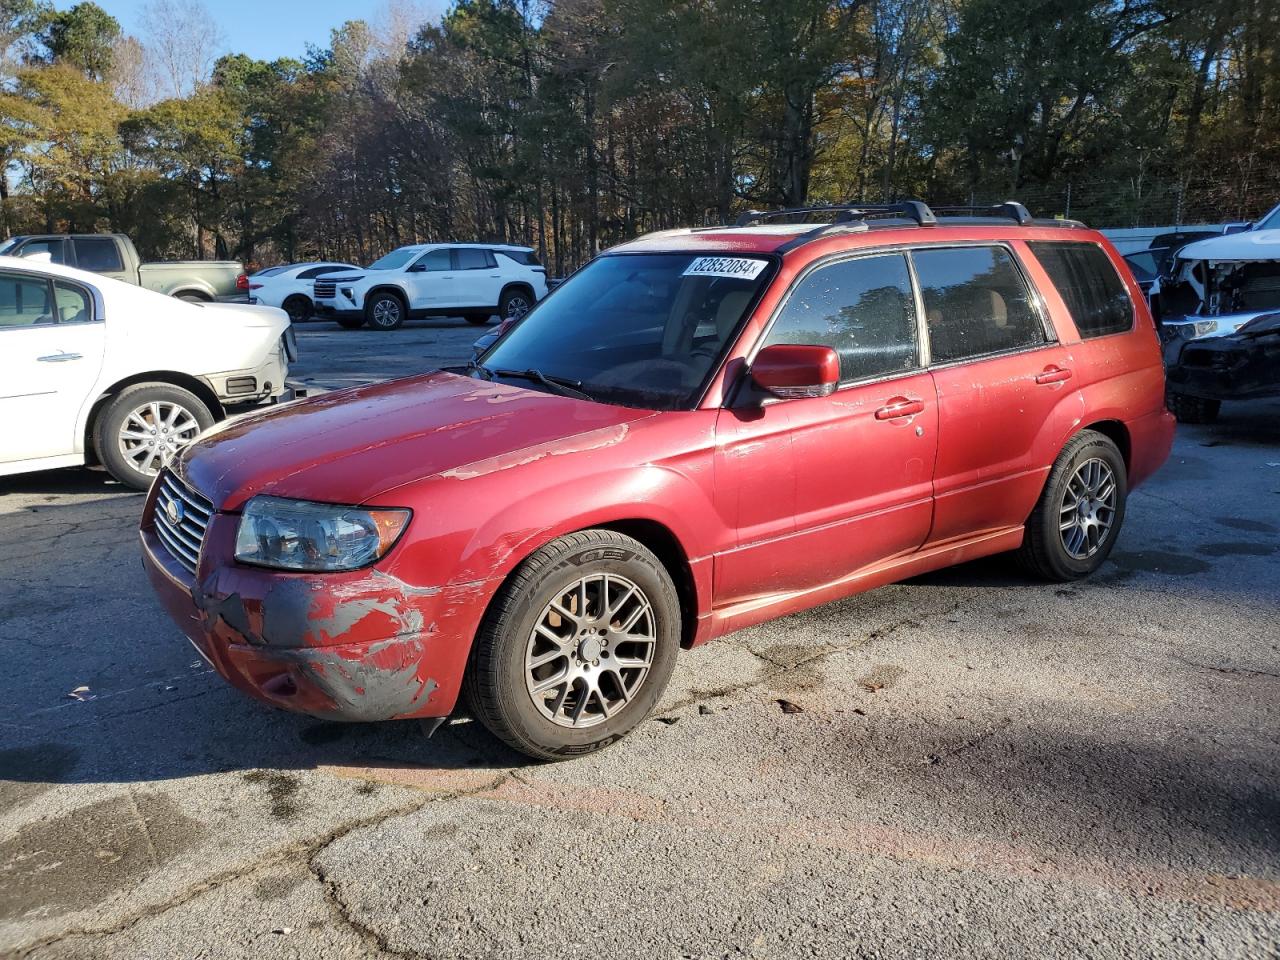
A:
140 486 497 723
1164 313 1280 402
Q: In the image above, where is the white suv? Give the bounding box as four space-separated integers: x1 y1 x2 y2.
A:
313 243 548 331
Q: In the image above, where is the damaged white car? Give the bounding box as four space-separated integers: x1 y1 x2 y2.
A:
1156 228 1280 422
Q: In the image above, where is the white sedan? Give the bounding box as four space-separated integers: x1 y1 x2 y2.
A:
0 256 293 490
247 261 359 322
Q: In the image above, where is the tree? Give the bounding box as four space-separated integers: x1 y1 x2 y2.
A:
141 0 224 99
36 2 119 80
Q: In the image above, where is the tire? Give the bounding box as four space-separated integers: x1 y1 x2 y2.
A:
365 291 406 331
498 287 533 321
177 293 208 304
94 383 216 491
282 295 312 323
464 312 492 326
463 530 682 760
1016 430 1128 582
1167 392 1220 424
336 316 366 330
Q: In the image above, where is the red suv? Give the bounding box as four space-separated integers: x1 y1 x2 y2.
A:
141 202 1174 759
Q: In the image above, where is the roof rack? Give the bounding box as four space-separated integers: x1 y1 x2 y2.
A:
735 201 937 228
929 201 1034 225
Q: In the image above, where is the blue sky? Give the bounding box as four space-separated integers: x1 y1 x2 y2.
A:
62 0 401 62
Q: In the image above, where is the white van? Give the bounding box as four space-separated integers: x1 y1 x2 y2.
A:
0 256 293 489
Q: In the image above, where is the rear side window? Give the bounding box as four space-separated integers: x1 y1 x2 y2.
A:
1030 241 1134 339
298 264 353 280
913 246 1045 364
54 281 92 323
0 273 52 328
73 238 124 272
454 248 497 270
763 253 919 383
499 249 540 266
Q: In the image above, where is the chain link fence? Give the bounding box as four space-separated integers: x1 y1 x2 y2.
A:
953 168 1280 230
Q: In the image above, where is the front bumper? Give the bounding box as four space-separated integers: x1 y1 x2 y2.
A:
205 340 291 406
313 302 363 319
140 483 496 722
1164 334 1280 402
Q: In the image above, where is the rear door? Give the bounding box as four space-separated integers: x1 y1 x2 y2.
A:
451 248 502 308
913 244 1080 546
715 251 938 605
0 272 105 464
70 237 130 283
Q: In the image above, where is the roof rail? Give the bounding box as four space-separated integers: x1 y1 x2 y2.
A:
735 201 938 228
929 201 1034 225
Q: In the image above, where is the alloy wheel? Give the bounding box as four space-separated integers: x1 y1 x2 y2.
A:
372 298 401 328
117 400 201 477
506 296 530 318
1059 457 1117 560
524 573 656 728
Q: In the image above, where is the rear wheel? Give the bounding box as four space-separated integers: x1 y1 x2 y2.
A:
498 287 533 321
463 530 681 760
1017 430 1127 581
282 294 312 323
176 293 208 304
95 383 215 490
1168 392 1220 424
366 292 406 331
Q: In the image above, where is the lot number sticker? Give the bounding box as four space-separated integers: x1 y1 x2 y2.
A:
682 256 769 280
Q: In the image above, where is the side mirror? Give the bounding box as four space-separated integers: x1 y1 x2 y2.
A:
407 262 427 273
750 344 839 399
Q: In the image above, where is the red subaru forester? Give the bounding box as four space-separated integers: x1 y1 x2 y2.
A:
141 202 1174 759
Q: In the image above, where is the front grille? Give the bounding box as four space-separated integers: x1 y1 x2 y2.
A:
153 471 214 577
314 280 337 299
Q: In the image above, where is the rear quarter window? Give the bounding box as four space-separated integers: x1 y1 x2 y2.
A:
499 250 540 266
1029 241 1134 339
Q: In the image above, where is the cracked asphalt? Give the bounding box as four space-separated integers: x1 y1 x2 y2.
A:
2 316 1278 959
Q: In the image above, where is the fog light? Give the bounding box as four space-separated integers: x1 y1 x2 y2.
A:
226 376 257 395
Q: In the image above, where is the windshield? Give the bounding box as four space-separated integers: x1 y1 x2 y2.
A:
368 248 421 270
0 237 20 256
1257 205 1280 231
478 252 774 410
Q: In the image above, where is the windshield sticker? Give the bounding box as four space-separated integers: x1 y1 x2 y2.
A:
682 256 769 280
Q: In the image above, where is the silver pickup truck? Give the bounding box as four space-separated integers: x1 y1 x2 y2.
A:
0 233 248 302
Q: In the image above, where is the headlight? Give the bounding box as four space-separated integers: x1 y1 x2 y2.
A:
234 496 410 572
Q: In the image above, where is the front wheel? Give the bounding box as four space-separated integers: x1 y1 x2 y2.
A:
1017 430 1127 581
94 383 215 490
464 530 681 760
365 292 406 331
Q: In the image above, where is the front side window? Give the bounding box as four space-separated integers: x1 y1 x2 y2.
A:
913 246 1046 364
762 253 919 383
413 249 452 271
18 239 66 264
1030 241 1134 339
73 238 124 272
479 253 773 410
0 273 53 329
454 248 496 270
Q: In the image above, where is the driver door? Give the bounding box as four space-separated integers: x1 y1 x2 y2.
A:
714 252 938 607
403 248 454 309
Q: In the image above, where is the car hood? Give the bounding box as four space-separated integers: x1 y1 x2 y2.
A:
177 372 656 510
1176 229 1280 262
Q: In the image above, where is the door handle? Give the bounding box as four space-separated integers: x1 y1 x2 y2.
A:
38 352 82 362
1035 366 1072 385
875 398 925 420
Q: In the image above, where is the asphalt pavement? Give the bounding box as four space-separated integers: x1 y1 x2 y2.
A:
1 316 1278 959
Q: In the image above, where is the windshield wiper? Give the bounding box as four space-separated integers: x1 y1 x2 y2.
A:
467 360 494 380
491 367 592 402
